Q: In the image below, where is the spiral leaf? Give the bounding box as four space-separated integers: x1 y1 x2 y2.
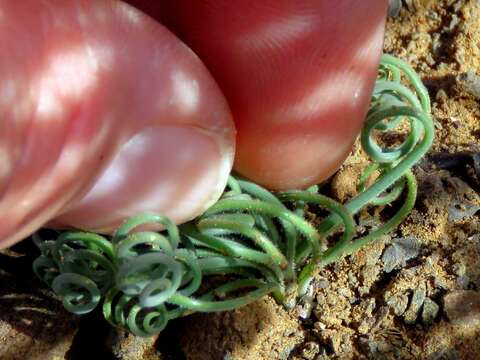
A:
33 55 434 336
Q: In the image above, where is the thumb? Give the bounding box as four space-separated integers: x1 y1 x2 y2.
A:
0 0 235 247
129 0 388 190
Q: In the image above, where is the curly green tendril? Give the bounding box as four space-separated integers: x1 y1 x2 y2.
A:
33 55 434 337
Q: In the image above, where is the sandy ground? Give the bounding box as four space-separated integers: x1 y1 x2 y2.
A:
0 1 479 359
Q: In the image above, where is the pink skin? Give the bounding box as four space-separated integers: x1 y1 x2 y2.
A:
128 0 389 189
0 0 387 249
0 0 235 248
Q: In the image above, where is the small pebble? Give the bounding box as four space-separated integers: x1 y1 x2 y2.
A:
457 70 480 99
426 10 440 21
316 279 329 289
363 298 377 314
404 282 427 324
421 298 440 325
329 333 341 354
388 0 402 17
448 200 480 221
361 265 381 284
382 237 421 273
357 317 376 335
337 287 351 299
386 294 409 316
347 270 359 287
301 342 320 360
358 286 370 297
298 285 315 320
449 117 462 129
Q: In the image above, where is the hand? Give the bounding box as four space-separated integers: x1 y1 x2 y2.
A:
0 0 388 248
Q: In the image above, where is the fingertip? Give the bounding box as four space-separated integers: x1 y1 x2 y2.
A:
143 0 388 189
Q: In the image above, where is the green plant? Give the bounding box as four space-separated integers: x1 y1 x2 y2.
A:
33 54 433 337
